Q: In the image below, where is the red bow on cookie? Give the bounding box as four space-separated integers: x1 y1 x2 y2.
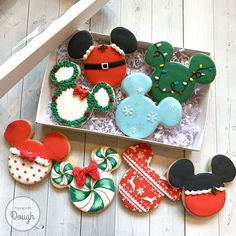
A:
72 160 100 188
73 84 89 100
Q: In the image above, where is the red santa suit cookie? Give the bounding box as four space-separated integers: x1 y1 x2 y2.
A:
4 120 70 185
67 27 137 87
119 143 182 213
167 155 236 217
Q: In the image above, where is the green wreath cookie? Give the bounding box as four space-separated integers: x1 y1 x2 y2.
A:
145 41 216 103
50 61 115 127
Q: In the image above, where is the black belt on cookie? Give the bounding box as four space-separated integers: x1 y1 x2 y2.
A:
84 59 126 70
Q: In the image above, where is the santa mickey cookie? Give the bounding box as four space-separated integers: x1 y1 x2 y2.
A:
119 144 182 213
167 155 236 217
4 120 70 185
67 27 137 87
115 73 183 138
145 41 216 103
50 60 115 127
51 146 121 213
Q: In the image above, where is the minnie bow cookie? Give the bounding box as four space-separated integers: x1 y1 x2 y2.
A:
167 155 236 217
4 120 70 185
50 61 115 127
119 144 182 213
67 27 137 87
51 146 121 213
145 41 216 103
115 73 182 138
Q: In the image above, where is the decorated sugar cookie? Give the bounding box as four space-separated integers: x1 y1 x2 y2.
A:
67 27 137 87
119 144 182 213
145 41 216 103
4 120 70 185
50 61 115 127
115 73 182 138
167 155 236 217
51 146 121 212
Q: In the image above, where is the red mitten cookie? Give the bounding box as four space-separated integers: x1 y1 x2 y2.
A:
4 120 70 185
68 27 137 87
119 144 182 213
167 155 236 217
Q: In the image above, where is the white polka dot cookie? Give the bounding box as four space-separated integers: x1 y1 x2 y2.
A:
4 120 70 185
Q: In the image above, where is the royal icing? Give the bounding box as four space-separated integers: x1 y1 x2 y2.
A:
67 27 137 87
119 144 182 213
115 73 183 138
50 61 115 127
145 41 216 103
167 155 236 217
4 120 70 185
51 146 121 213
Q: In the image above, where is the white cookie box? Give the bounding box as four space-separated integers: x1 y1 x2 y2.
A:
0 0 109 97
35 32 211 151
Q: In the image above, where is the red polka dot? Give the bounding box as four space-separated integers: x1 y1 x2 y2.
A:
16 167 19 171
38 169 41 172
24 171 27 174
11 173 14 176
30 166 33 169
32 174 35 177
44 171 48 175
18 176 21 179
14 160 17 163
9 165 12 169
40 177 43 179
26 178 29 182
22 163 25 166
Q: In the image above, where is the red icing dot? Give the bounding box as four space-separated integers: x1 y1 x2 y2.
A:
30 166 33 169
40 177 43 179
26 178 29 182
9 165 12 169
24 171 27 174
32 174 35 177
38 169 41 172
18 175 21 179
44 171 48 175
14 160 17 163
16 167 19 171
22 163 25 166
12 173 14 176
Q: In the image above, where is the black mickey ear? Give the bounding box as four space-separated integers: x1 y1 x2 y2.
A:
110 27 137 54
168 159 195 188
67 30 93 59
211 155 236 182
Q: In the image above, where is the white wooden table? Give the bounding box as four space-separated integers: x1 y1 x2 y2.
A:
0 0 235 235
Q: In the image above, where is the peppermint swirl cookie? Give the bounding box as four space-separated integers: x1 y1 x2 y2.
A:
51 146 121 213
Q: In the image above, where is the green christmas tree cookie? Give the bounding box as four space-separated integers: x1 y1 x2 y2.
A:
145 41 216 103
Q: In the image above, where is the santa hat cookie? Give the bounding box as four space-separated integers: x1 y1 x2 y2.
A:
50 61 115 127
67 27 137 87
4 120 70 185
51 146 121 213
167 155 236 217
119 144 182 213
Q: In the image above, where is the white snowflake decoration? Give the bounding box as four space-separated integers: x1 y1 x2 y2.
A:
137 151 144 159
122 106 133 116
130 127 137 133
147 112 158 123
137 88 145 94
137 187 145 195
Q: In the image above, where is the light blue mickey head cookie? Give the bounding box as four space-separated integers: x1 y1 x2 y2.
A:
115 73 183 138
